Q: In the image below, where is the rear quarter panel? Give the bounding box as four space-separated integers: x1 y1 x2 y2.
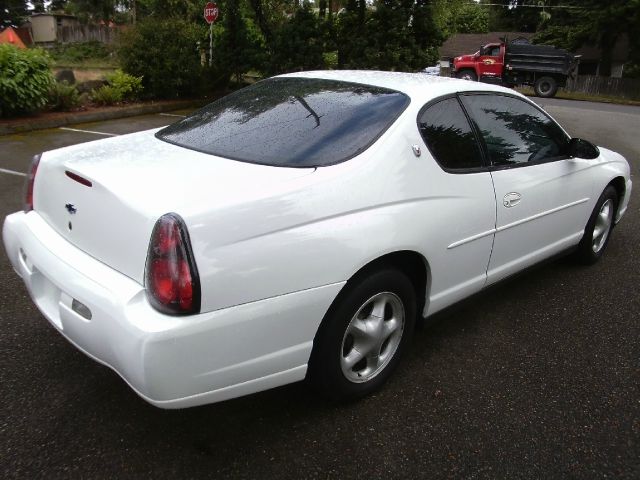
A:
190 105 497 317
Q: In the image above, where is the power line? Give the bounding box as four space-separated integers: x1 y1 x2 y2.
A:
478 3 586 8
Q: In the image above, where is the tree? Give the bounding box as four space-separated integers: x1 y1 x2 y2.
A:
485 0 547 32
534 0 640 77
335 0 367 68
216 0 265 81
49 0 69 12
134 0 202 22
337 0 443 71
1 0 29 28
442 0 489 34
269 2 325 73
118 18 208 97
66 0 120 21
32 0 46 13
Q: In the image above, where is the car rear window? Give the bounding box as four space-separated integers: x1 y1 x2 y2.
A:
156 77 410 168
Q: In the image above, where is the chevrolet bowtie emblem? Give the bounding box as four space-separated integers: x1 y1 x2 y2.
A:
65 203 77 214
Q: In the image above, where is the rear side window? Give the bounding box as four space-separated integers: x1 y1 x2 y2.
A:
418 97 484 171
460 94 570 167
156 77 410 168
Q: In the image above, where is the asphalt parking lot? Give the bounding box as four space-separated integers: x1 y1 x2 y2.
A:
1 100 638 479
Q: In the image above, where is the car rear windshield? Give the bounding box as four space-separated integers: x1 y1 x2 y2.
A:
156 77 410 168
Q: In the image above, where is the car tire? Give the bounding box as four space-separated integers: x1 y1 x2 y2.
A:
456 69 477 81
574 185 618 265
534 76 558 98
307 268 416 401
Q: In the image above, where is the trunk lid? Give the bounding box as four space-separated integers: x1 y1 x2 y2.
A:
34 128 314 283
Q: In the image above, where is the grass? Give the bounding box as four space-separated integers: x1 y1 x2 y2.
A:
516 87 640 106
53 59 119 69
49 41 119 69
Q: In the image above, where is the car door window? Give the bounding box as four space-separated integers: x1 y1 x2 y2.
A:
418 97 484 171
461 94 570 167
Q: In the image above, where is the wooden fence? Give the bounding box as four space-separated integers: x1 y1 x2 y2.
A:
58 25 121 44
565 75 640 100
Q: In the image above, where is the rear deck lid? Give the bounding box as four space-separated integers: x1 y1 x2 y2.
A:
33 129 314 283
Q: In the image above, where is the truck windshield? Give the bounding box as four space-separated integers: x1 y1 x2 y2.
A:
156 77 410 168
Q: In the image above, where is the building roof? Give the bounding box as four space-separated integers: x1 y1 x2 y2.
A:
29 13 78 19
439 32 535 59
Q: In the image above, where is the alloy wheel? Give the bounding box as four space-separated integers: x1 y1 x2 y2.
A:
592 198 614 253
340 292 405 383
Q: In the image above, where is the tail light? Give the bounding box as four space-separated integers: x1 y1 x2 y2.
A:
24 154 41 213
145 213 201 315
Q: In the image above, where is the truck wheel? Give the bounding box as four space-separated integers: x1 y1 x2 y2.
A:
534 76 558 98
456 70 477 82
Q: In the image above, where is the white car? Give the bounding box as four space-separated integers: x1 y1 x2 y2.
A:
3 71 632 408
422 65 441 76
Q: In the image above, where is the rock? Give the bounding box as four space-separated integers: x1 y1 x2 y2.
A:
55 69 76 85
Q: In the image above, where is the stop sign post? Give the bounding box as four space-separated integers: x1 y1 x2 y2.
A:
204 2 219 67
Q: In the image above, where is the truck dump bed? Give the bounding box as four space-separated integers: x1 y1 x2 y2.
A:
505 43 577 76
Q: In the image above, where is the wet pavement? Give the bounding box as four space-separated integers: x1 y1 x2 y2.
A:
0 101 638 479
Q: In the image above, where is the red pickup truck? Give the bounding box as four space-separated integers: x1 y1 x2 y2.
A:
451 39 579 98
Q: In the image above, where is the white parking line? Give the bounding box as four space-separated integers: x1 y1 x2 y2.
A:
158 113 187 118
59 127 119 137
0 167 26 177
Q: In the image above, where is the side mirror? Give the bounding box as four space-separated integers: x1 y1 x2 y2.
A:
568 138 599 159
479 45 486 56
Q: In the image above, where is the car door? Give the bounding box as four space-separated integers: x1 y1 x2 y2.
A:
478 44 503 80
417 96 496 314
460 93 595 284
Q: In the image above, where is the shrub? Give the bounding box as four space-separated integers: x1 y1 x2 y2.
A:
76 80 108 95
48 80 81 111
0 44 54 117
118 19 208 98
91 85 123 106
106 69 143 101
90 70 143 105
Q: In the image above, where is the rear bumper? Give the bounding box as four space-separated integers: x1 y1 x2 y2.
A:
3 212 343 408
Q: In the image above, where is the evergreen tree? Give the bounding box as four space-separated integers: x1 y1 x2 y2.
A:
336 0 367 68
49 0 69 12
270 2 325 73
485 0 546 32
442 0 489 35
1 0 29 28
337 0 442 71
534 0 640 77
217 0 263 81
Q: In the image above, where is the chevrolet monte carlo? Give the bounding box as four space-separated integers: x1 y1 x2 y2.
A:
3 71 632 408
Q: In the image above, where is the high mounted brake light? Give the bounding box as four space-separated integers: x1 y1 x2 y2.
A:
24 154 41 213
145 213 201 315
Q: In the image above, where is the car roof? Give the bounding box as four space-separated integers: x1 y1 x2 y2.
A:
279 70 517 104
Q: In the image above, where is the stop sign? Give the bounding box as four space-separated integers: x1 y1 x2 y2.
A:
204 2 219 24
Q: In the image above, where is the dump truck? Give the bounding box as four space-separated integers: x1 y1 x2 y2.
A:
451 38 579 98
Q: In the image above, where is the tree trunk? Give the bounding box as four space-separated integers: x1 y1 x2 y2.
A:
598 31 617 77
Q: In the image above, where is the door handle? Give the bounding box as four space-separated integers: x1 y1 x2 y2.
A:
503 192 522 208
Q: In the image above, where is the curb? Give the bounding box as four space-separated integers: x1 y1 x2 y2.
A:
0 99 208 136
